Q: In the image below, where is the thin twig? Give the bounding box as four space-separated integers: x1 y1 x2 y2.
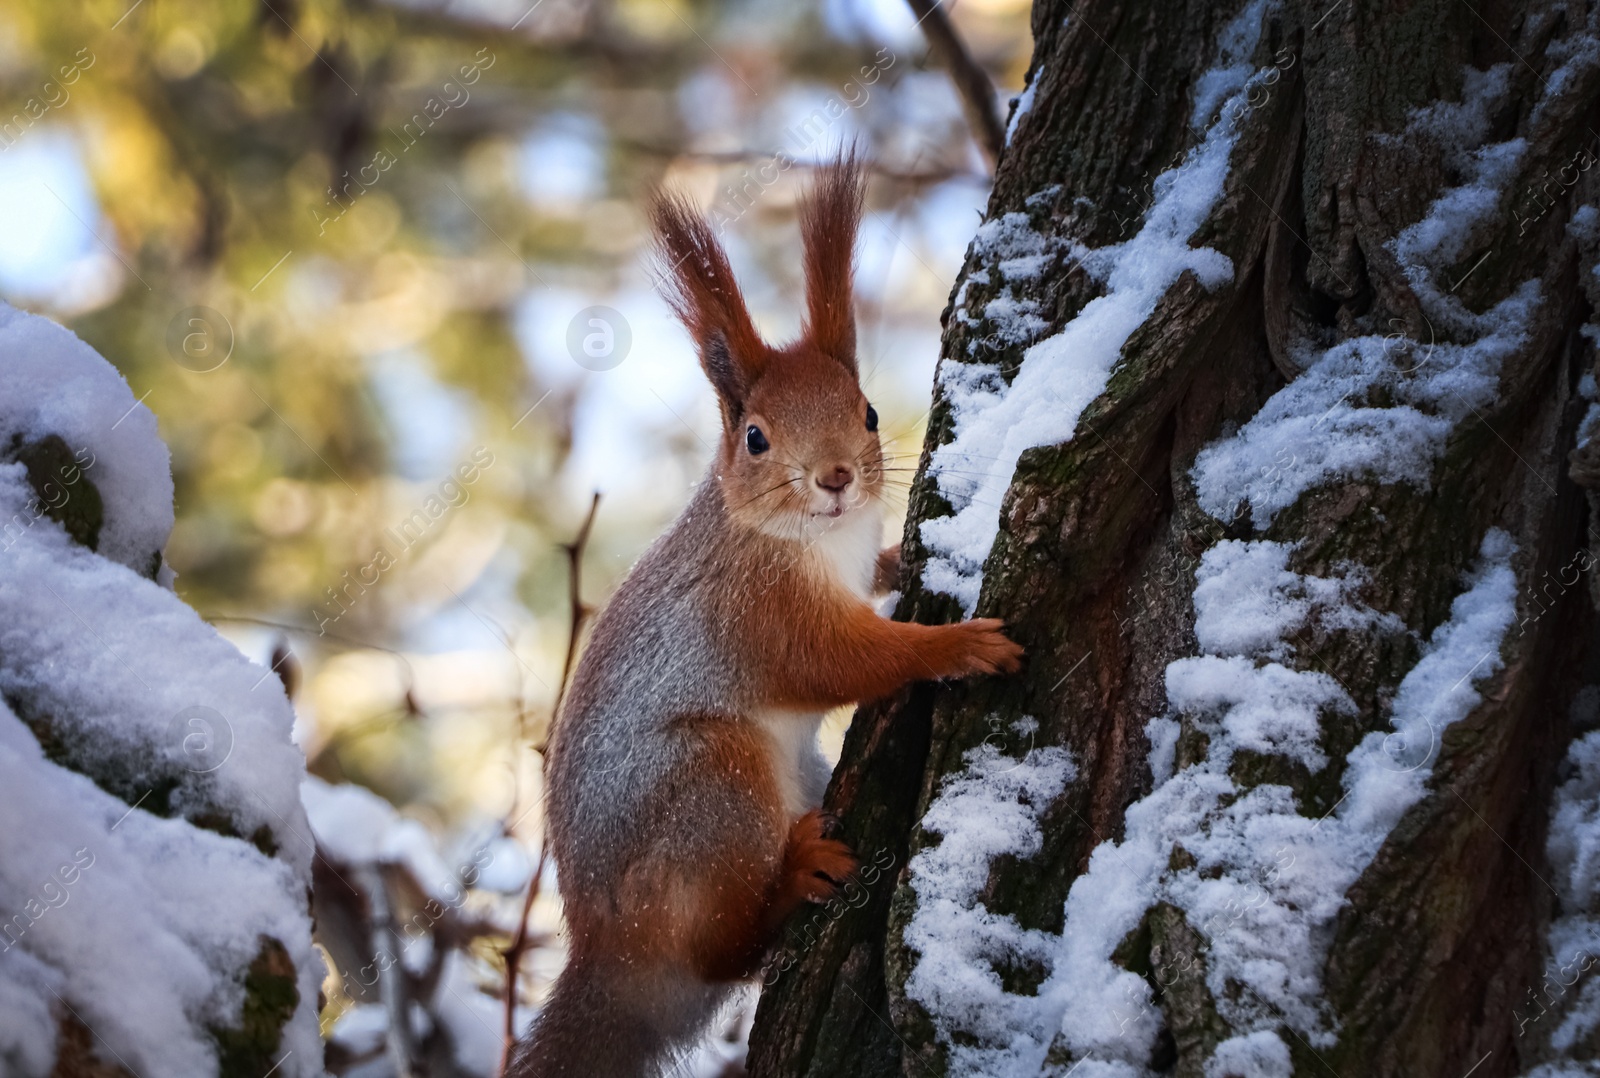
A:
617 140 987 185
499 841 550 1073
204 613 424 769
539 491 603 754
500 491 602 1072
202 613 420 684
903 0 1006 170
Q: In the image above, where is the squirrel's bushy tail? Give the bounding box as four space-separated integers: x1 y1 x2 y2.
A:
510 951 726 1077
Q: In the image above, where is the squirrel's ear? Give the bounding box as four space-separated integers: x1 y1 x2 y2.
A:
799 151 865 374
651 191 767 411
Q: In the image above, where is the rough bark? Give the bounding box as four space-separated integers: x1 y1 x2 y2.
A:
747 0 1600 1075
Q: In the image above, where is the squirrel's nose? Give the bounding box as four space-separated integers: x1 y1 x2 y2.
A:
816 465 854 493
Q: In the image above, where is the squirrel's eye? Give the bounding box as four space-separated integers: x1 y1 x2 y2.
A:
745 425 769 455
865 404 879 433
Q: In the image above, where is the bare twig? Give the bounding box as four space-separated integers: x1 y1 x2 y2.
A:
499 841 550 1073
618 140 988 184
550 491 603 734
903 0 1007 170
201 613 421 689
500 491 602 1071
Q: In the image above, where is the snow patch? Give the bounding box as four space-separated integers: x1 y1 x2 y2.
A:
1042 530 1516 1070
0 301 172 574
1189 0 1273 130
1006 79 1038 145
904 742 1077 1075
1192 539 1403 661
1206 1030 1292 1078
1522 725 1600 1058
1193 65 1539 526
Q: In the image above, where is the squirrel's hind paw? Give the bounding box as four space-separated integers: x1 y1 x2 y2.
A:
782 809 857 902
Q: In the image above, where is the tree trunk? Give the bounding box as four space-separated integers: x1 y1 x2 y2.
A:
747 0 1600 1075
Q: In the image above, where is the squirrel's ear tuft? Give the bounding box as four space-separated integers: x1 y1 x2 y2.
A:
650 191 766 410
799 150 866 374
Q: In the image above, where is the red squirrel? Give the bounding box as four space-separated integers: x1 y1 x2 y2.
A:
510 155 1022 1077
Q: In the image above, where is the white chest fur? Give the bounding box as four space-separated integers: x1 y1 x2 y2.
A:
753 709 832 818
801 502 882 598
753 504 879 818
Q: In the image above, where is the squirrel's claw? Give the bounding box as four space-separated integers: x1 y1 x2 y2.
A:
957 618 1025 676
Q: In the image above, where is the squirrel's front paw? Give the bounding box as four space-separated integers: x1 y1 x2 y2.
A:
954 618 1024 676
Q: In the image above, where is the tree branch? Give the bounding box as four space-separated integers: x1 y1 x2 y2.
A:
546 490 603 747
617 140 988 184
903 0 1006 170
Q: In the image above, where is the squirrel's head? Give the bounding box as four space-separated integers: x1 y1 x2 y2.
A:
652 153 883 541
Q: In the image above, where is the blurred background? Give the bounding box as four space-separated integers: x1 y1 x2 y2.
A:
0 0 1031 1067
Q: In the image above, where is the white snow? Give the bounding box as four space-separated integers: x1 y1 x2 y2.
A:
1193 64 1541 527
1191 540 1403 661
301 775 533 1073
1531 15 1600 127
303 775 459 902
922 38 1260 611
1574 205 1600 246
1189 0 1272 131
434 950 512 1075
1339 529 1518 834
908 17 1578 1077
907 525 1514 1075
0 303 320 1076
1205 1030 1292 1078
903 742 1077 1075
1524 726 1600 1059
1145 716 1180 786
1006 79 1037 146
330 1002 388 1055
0 464 313 860
1167 653 1350 771
0 301 173 575
0 949 62 1077
301 774 400 867
1543 183 1600 1067
474 835 535 894
1038 530 1516 1071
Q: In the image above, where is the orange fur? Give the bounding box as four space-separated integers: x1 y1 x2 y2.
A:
799 148 865 366
769 809 857 915
651 192 771 425
749 571 1023 709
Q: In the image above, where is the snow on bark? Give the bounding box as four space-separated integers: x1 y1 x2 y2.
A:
1005 80 1037 146
0 303 320 1077
1192 64 1540 526
1034 56 1540 1074
904 36 1546 1075
1525 184 1600 1078
1029 57 1539 1073
903 742 1077 1074
918 1 1272 616
1518 729 1600 1070
1043 530 1511 1077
